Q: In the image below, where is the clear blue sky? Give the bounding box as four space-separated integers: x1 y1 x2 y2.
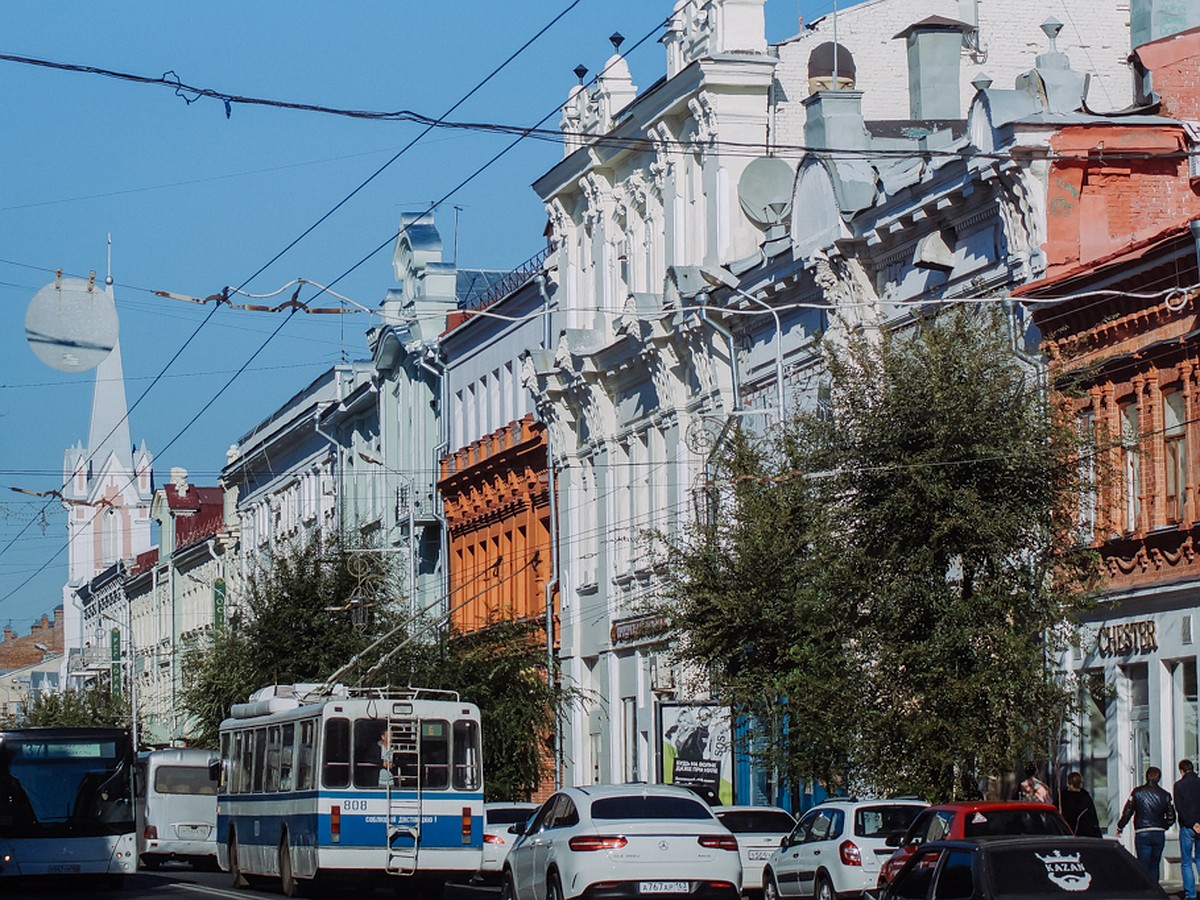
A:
0 0 848 632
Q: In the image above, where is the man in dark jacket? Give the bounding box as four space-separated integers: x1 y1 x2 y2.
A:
1061 771 1102 837
1117 766 1177 880
1176 760 1200 900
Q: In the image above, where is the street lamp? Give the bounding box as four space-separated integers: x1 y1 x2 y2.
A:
670 264 787 424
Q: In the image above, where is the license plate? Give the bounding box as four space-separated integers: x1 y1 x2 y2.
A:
640 882 690 894
48 864 81 874
749 850 771 860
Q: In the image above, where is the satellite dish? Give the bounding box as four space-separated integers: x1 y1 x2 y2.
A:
738 157 795 230
25 274 118 373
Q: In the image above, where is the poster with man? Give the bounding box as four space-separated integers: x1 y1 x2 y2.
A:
659 704 733 805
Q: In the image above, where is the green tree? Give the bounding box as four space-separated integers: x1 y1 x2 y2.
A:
665 306 1099 799
1 686 131 729
181 533 394 746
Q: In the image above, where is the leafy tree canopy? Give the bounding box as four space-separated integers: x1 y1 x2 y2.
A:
1 686 131 729
664 306 1099 800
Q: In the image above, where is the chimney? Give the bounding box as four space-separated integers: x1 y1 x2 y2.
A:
171 466 190 496
803 90 869 152
3 626 12 642
1131 0 1200 51
895 17 971 120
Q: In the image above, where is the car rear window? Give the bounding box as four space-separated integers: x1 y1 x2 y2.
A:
718 810 796 833
987 844 1162 899
591 796 713 820
963 809 1069 838
487 807 536 825
855 805 923 838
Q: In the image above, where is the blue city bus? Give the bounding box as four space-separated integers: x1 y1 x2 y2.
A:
0 726 137 885
216 683 483 896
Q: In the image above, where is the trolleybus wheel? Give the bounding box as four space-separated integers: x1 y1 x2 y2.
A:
229 832 249 889
280 834 300 898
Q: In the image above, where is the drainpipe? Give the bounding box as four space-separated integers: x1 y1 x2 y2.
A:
536 273 564 789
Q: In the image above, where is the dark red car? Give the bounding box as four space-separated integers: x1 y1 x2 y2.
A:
877 802 1071 887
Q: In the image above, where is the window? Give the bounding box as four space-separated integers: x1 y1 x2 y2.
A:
354 718 387 788
453 719 481 790
280 723 295 792
252 727 267 792
548 794 580 828
154 765 217 796
265 725 281 793
237 731 253 794
297 720 315 791
421 720 450 790
220 733 230 792
1165 391 1188 525
1121 403 1141 532
805 809 842 842
590 795 711 820
856 805 923 838
323 718 351 788
892 847 941 900
934 850 975 900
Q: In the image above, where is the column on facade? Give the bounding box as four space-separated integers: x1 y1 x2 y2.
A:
1184 362 1197 527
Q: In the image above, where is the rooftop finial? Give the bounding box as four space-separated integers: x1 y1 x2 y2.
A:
609 32 624 53
574 64 588 85
1041 17 1062 52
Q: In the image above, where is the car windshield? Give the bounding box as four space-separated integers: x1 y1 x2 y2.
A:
963 809 1069 838
718 810 795 833
487 807 536 825
988 844 1162 899
591 796 712 820
856 805 923 838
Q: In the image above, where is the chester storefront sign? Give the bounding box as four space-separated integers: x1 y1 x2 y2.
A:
1097 620 1158 657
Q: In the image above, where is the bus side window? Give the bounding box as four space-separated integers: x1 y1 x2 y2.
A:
323 718 351 789
280 723 295 792
219 733 230 792
353 719 386 789
298 720 315 791
265 725 281 793
253 727 267 793
453 719 481 791
420 720 450 790
235 731 251 794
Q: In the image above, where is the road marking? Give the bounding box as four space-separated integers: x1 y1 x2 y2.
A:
167 882 250 899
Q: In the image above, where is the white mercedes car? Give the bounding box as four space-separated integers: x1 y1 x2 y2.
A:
502 784 743 900
480 802 541 881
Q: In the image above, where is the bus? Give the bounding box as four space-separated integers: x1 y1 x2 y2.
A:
135 747 219 869
0 726 137 885
216 683 483 897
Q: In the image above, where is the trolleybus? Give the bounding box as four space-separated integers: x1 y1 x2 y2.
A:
0 726 137 884
216 683 483 896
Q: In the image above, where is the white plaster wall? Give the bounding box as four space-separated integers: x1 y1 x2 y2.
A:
771 0 1133 152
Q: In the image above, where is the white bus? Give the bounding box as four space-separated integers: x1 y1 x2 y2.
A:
216 683 483 897
0 726 137 885
136 747 219 869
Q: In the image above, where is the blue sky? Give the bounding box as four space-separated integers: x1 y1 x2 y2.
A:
0 0 848 631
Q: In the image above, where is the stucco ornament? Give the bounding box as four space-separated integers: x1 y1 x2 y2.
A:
996 163 1047 281
649 122 677 195
688 94 718 150
580 172 608 229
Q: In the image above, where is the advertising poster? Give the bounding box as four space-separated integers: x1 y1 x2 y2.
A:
659 703 733 805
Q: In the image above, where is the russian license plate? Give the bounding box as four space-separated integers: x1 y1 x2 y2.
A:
640 882 690 894
749 850 771 860
48 864 81 874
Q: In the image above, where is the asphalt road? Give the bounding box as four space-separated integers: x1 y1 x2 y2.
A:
2 865 504 900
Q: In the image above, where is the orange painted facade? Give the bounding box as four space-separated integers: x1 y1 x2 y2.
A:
440 414 558 636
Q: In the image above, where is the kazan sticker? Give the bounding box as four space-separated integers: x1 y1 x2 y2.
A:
1036 851 1092 892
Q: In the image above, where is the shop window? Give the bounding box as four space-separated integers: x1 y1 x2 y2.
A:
1175 659 1199 764
1165 392 1188 525
1080 671 1111 829
1126 663 1151 782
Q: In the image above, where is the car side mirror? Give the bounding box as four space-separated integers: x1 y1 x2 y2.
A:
885 833 902 848
509 822 525 836
208 760 221 781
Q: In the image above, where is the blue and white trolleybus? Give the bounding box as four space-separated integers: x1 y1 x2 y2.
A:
216 683 483 896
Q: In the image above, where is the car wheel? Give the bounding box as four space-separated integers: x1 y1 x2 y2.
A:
502 869 518 900
764 873 781 900
815 873 835 900
547 871 565 900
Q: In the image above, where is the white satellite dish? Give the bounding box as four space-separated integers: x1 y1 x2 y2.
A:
738 157 795 230
25 274 119 373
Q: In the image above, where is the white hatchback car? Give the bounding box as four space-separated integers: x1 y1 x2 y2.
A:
714 807 795 897
501 784 743 900
480 802 541 881
762 800 926 900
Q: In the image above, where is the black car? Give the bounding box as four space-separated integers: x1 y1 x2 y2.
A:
877 836 1165 900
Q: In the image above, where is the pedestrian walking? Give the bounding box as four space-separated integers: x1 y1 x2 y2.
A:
1061 772 1102 837
1014 763 1052 803
1175 760 1200 900
1117 766 1177 881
